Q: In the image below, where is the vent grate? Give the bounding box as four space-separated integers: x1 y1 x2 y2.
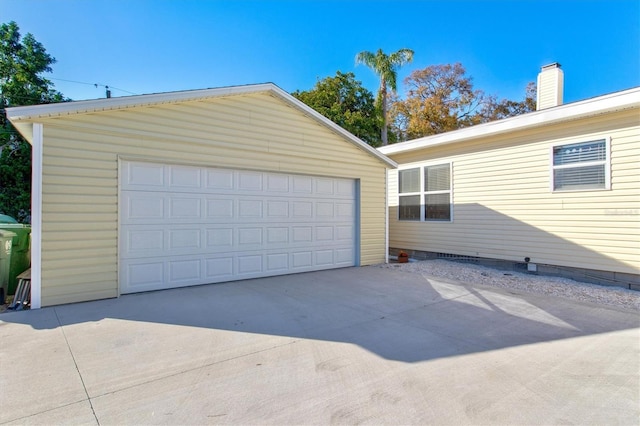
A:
436 253 480 263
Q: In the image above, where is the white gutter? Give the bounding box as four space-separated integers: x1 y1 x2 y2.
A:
385 169 389 264
30 123 43 309
379 86 640 156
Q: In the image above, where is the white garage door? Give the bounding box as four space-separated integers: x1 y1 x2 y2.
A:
119 161 357 294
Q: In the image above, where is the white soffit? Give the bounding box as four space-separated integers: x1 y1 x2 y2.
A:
378 87 640 156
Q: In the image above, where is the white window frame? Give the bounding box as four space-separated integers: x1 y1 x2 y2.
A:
398 162 453 222
550 137 611 192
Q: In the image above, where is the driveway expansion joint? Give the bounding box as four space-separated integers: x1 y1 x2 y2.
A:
53 307 101 425
90 339 301 400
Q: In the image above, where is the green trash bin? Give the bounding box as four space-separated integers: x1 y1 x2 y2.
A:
0 229 17 304
0 218 31 298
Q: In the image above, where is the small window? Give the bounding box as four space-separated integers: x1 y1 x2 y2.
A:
399 195 420 220
552 139 609 191
398 163 452 222
424 164 451 221
399 168 420 220
399 168 420 193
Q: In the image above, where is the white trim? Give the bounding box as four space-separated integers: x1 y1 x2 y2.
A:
379 87 640 156
397 161 453 222
6 84 277 119
606 136 612 190
385 170 389 264
550 137 610 192
116 157 123 297
30 123 43 309
5 83 397 169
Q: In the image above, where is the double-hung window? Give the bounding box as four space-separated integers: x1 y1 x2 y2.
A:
398 163 452 221
551 139 610 191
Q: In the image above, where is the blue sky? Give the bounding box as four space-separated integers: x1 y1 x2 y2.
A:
2 0 639 104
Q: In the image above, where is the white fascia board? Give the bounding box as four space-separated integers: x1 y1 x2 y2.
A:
378 86 640 156
269 85 397 169
6 82 397 169
5 83 276 121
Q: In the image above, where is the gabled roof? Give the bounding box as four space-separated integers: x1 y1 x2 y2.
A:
6 83 397 168
378 86 640 156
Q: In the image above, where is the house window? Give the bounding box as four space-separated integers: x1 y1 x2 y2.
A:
398 168 421 220
552 139 609 191
398 163 452 221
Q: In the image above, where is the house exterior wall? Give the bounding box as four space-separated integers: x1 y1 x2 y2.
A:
37 93 388 306
386 108 639 279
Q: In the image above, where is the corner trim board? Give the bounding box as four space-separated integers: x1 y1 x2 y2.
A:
31 123 43 309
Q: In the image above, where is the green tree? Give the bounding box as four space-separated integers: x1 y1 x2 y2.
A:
390 63 536 140
355 48 414 146
0 21 66 222
292 71 381 146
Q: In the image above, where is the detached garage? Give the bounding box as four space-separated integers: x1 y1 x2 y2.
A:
7 84 396 307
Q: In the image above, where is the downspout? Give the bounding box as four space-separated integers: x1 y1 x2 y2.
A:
385 169 389 263
30 123 43 309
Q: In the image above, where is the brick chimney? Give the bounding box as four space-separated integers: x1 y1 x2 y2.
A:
536 63 564 110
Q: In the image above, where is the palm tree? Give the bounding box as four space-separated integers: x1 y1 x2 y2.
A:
356 48 414 145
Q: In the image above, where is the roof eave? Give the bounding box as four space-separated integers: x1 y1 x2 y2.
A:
268 85 397 168
6 82 397 168
5 83 277 121
378 86 640 156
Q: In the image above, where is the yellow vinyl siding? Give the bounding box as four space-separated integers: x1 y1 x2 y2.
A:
387 108 640 275
34 92 388 306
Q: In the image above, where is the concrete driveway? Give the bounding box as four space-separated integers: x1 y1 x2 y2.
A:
1 266 638 425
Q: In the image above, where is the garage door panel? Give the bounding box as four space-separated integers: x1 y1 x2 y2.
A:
205 257 234 279
169 258 202 282
266 253 289 271
206 198 234 219
207 228 233 247
237 255 263 274
168 197 202 219
267 174 289 192
125 229 165 252
122 193 164 220
336 179 356 197
238 171 263 191
122 245 356 293
124 261 165 290
336 248 355 264
168 228 201 250
169 166 202 189
315 250 334 266
206 168 234 189
125 162 165 188
121 223 354 258
123 193 354 225
292 176 313 193
120 161 357 294
238 200 263 218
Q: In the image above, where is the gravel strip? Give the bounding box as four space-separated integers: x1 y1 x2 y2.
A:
377 259 640 311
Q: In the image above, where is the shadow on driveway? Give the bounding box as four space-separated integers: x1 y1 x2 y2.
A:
2 266 638 364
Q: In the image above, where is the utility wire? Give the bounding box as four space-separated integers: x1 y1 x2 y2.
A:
50 77 139 95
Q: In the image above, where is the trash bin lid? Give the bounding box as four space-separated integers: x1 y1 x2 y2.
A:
0 229 17 238
0 214 18 224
